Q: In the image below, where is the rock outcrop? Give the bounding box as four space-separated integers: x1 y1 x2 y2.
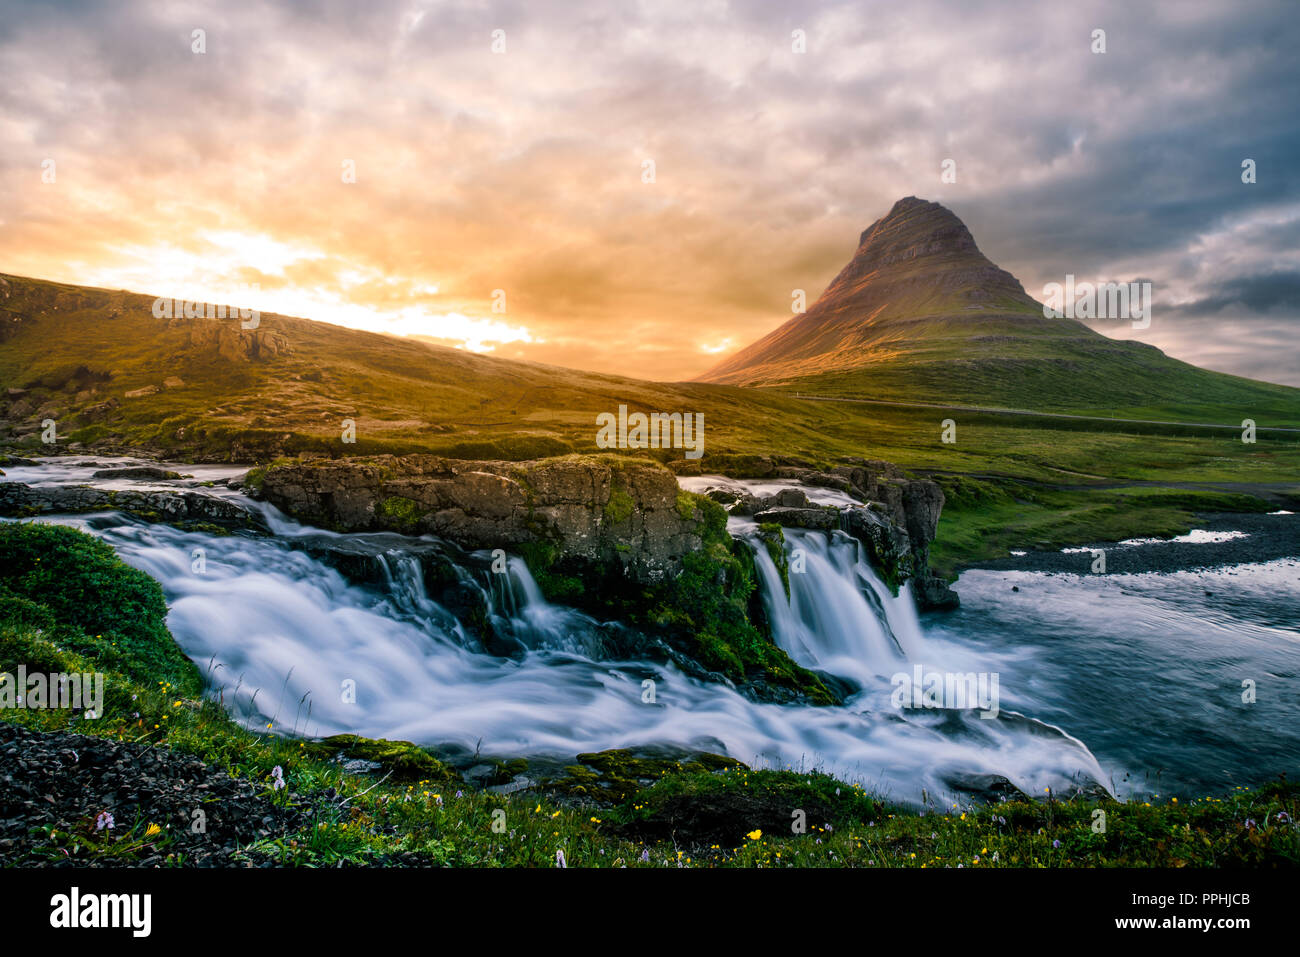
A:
171 316 292 362
255 454 706 584
0 481 258 529
256 451 958 609
697 458 959 609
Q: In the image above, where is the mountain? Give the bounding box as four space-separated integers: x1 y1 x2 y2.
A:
697 197 1300 421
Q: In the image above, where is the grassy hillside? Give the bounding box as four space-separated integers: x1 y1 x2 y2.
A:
2 271 1298 572
748 347 1300 426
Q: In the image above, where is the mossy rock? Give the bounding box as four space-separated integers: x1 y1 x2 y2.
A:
517 490 837 706
376 496 427 532
547 748 746 804
612 767 882 848
603 488 634 525
486 757 529 786
315 734 461 784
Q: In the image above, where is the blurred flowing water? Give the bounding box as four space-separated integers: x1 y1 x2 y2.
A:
6 457 1297 803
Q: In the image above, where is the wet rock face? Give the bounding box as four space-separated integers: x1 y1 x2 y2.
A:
700 458 959 610
752 506 838 531
0 481 258 529
257 454 707 583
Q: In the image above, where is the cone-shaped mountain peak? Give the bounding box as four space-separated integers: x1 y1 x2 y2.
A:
857 195 975 256
695 197 1090 391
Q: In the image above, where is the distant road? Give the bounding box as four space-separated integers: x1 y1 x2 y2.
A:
784 392 1300 434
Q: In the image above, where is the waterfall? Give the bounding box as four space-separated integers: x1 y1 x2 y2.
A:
479 553 608 657
6 457 1115 805
372 550 475 647
745 527 926 688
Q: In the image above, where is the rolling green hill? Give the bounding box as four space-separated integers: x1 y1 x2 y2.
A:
0 271 811 462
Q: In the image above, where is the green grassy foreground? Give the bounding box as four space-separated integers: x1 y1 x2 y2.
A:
1 521 1296 868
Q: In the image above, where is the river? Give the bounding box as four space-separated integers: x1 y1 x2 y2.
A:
5 457 1297 804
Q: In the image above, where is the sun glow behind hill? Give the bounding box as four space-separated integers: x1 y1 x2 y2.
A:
68 231 538 355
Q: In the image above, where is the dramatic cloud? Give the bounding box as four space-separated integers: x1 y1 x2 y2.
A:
0 0 1296 383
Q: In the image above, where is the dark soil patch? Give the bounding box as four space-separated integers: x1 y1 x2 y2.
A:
0 723 303 866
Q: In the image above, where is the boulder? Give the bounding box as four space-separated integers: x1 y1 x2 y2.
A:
257 454 709 584
176 317 292 362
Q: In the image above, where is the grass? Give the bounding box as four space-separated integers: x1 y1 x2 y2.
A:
928 478 1280 578
2 270 1298 574
3 273 1297 472
1 520 1297 868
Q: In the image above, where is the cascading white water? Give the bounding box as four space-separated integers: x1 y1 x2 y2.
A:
3 458 1115 805
481 553 605 656
746 527 926 687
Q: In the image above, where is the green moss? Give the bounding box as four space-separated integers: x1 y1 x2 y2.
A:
377 495 427 532
487 757 529 785
612 765 881 848
518 539 585 602
0 522 202 695
243 456 297 493
641 494 832 703
604 488 634 525
548 748 745 803
309 734 461 784
674 490 697 520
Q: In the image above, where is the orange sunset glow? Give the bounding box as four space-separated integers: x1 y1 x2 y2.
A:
2 1 1297 385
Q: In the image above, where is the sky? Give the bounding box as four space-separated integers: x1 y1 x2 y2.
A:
1 0 1297 385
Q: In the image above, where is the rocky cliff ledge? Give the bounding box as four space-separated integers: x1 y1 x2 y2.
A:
253 452 958 610
684 458 959 610
253 453 705 584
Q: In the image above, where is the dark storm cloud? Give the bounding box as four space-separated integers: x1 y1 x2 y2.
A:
1172 271 1300 316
